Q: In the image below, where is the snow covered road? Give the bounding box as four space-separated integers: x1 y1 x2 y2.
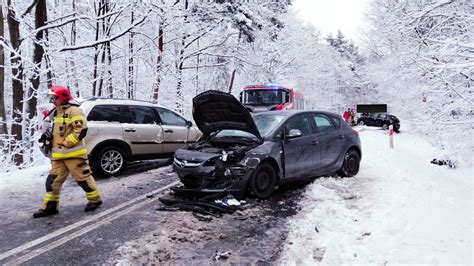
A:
0 126 471 264
280 126 473 264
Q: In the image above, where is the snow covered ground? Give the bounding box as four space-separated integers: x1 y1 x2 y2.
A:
0 125 471 264
279 126 473 264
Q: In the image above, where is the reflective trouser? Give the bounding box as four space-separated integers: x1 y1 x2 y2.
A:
42 158 101 210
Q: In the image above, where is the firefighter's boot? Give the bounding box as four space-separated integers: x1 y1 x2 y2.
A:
84 200 102 212
33 201 59 218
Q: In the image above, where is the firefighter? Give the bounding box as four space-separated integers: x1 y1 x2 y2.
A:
33 86 102 218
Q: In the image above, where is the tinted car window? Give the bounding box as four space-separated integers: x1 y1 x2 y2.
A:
314 114 336 133
124 106 157 124
156 107 187 126
87 105 121 122
284 114 312 136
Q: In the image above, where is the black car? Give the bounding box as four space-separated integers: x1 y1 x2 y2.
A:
357 113 400 132
172 90 362 199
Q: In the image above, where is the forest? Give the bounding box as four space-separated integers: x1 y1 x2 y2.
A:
0 0 472 169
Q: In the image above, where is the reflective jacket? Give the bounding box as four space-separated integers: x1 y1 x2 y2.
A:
51 104 88 160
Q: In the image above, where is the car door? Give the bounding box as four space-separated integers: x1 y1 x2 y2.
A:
122 105 163 155
155 107 190 154
281 113 317 180
311 113 343 170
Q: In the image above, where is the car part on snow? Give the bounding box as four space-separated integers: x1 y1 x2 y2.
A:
159 197 240 214
158 204 222 217
193 212 213 222
430 158 456 168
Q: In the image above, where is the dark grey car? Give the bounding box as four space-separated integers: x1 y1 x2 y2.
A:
173 90 362 199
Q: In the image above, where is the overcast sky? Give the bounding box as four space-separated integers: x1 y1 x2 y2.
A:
291 0 370 43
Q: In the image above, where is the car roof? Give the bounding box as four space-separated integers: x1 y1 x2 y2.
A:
254 110 341 118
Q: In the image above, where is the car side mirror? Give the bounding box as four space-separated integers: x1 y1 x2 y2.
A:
186 120 192 127
286 129 302 139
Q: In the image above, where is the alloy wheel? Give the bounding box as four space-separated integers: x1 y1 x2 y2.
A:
100 150 124 175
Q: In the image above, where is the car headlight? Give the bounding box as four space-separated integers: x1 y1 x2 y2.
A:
203 158 216 166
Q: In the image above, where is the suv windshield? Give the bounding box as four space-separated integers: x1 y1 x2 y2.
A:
212 114 284 140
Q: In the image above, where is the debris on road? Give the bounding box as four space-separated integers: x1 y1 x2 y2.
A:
214 251 231 261
157 196 241 217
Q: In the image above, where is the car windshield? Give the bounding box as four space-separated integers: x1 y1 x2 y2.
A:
254 114 285 137
212 114 285 140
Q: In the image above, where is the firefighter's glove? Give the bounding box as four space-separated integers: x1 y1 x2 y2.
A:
39 129 53 143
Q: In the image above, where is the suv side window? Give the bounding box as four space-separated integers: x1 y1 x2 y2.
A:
313 114 336 133
87 105 121 122
156 107 187 126
284 114 312 136
124 106 158 124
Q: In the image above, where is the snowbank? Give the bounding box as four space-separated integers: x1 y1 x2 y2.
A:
279 127 473 264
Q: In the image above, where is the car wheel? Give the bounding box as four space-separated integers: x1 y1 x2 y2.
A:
248 163 277 199
93 146 127 177
358 120 365 126
337 149 360 177
382 124 389 130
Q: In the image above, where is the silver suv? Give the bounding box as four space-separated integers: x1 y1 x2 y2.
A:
44 98 202 176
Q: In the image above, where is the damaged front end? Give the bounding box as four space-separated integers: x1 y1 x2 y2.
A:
172 140 261 199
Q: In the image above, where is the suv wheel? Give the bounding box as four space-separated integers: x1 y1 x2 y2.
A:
248 163 277 199
358 120 365 126
93 146 127 177
382 124 389 130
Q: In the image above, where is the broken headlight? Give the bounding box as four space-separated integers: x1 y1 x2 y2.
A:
203 157 217 167
229 165 249 176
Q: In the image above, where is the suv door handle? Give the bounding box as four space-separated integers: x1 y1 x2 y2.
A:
311 140 319 145
338 135 344 139
124 128 136 132
164 129 174 133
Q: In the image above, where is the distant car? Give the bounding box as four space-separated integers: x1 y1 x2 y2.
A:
172 90 362 199
357 113 400 132
43 98 202 176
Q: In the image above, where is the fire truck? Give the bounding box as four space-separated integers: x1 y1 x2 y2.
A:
239 84 304 112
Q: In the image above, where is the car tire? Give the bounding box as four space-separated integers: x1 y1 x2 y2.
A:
382 124 389 130
92 146 127 177
248 163 277 199
337 149 360 177
358 120 365 126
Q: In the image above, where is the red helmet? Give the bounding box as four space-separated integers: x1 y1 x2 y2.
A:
48 85 72 104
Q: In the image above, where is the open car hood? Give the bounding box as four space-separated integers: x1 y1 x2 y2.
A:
193 90 262 142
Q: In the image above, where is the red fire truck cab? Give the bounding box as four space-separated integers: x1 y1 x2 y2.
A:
239 84 304 112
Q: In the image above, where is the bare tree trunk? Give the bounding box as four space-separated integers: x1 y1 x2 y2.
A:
29 0 47 121
227 30 241 94
70 0 79 96
151 20 164 102
175 0 188 114
127 10 134 99
92 1 103 96
0 3 8 136
104 0 112 98
7 0 25 165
